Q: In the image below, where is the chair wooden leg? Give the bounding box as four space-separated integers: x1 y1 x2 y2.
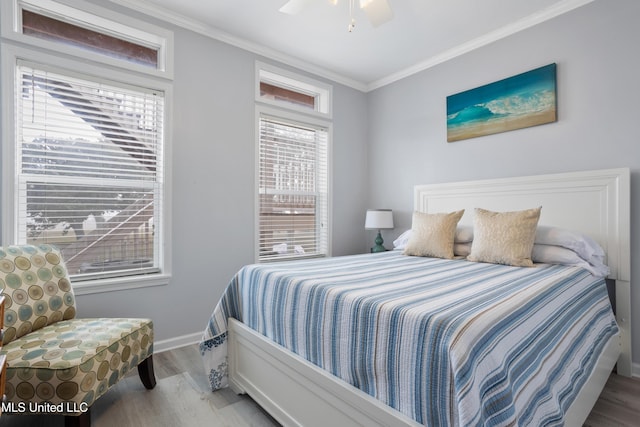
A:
138 354 157 389
65 409 91 427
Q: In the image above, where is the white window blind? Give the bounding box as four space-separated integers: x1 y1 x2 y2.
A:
258 116 328 261
15 63 164 280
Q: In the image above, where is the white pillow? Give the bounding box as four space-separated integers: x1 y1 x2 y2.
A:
467 207 541 267
403 210 464 259
393 229 412 250
455 225 473 243
535 226 605 264
531 244 610 277
454 242 472 257
393 225 473 250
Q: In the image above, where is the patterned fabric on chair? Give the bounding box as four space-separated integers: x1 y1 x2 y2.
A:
0 245 156 427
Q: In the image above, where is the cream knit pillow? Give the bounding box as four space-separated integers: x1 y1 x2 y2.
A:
467 207 542 267
403 210 465 259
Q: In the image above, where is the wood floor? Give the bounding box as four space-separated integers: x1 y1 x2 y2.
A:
0 343 638 426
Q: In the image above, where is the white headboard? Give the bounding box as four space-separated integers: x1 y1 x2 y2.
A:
414 168 631 375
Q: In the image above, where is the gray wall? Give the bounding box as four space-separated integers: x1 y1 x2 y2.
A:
74 24 369 341
0 1 369 345
2 0 637 370
366 0 640 367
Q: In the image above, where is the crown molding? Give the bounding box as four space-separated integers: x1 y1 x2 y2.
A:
366 0 596 91
108 0 367 91
110 0 594 93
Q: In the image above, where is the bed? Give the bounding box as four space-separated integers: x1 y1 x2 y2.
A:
200 168 631 427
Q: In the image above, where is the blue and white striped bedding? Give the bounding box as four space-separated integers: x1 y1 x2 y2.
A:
200 251 618 426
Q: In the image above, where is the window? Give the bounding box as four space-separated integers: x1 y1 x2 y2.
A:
15 63 165 281
260 82 315 110
1 0 173 78
258 116 329 261
256 64 332 262
257 62 332 117
21 9 159 68
1 0 172 292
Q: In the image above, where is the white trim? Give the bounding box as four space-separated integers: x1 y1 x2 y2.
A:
256 101 334 132
109 0 594 92
633 362 640 378
154 331 202 354
0 44 18 246
73 273 170 296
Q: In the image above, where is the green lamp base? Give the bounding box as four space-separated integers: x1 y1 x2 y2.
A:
371 230 386 253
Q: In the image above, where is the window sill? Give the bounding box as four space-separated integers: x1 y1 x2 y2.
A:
71 273 170 296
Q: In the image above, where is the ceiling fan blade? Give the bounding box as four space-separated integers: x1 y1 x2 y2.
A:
279 0 315 15
360 0 393 27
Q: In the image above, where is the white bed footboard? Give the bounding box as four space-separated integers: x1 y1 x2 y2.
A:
229 319 620 427
228 318 421 427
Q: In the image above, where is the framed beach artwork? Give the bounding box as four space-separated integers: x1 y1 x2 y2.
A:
446 63 557 142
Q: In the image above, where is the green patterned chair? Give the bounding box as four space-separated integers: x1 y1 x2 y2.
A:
0 244 155 427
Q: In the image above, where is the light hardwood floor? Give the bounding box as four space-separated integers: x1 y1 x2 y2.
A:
0 343 638 426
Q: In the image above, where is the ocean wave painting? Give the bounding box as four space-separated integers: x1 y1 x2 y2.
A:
447 64 557 142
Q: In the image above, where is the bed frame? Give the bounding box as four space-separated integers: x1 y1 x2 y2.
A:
228 168 631 427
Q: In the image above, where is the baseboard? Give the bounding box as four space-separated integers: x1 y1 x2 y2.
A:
154 331 202 353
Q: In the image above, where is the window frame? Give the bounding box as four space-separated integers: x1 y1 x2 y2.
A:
1 43 173 295
254 65 333 263
1 0 174 79
256 61 332 119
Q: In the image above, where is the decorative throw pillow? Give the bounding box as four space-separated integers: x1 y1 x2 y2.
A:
467 206 542 267
403 210 465 259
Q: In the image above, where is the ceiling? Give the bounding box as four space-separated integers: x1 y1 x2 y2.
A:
110 0 593 91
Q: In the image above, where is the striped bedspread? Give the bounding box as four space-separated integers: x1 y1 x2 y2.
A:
200 251 618 426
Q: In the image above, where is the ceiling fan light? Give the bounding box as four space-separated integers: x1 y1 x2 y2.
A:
361 0 393 27
280 0 393 31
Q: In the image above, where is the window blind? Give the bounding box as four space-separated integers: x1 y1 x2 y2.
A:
16 63 164 279
258 116 328 261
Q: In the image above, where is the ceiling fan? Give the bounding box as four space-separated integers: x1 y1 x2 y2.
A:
279 0 393 32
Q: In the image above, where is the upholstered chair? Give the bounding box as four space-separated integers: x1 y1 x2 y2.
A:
0 244 156 427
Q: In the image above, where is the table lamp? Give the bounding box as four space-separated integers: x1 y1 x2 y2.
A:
365 209 394 252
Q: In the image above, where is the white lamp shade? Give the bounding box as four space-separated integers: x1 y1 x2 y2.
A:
365 209 394 230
